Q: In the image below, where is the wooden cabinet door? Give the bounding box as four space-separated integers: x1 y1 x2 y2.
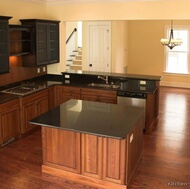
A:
48 85 56 110
0 99 20 145
81 133 126 184
42 127 81 174
22 101 37 134
36 22 59 65
81 134 103 179
0 16 11 74
36 95 48 116
21 89 48 134
49 23 59 63
55 85 63 105
62 86 81 103
103 137 126 185
36 23 48 65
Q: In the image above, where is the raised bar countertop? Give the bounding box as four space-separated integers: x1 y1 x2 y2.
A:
62 70 162 81
30 99 144 139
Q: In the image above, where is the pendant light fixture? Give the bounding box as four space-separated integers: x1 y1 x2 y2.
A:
160 20 182 50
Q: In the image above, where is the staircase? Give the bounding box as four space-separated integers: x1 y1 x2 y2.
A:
66 48 82 71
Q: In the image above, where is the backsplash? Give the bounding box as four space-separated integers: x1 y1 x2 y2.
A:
0 56 47 87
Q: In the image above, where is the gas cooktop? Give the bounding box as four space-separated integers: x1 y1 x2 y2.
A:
1 82 47 96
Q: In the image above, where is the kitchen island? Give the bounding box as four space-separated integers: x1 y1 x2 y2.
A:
31 99 144 189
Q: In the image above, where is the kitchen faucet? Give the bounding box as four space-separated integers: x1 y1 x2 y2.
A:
98 75 109 84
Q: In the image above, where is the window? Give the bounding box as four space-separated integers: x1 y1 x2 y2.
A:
165 28 189 74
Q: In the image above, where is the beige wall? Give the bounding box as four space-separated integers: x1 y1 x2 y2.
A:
2 0 190 87
128 20 165 75
128 20 190 87
0 0 47 24
111 21 129 73
45 0 190 87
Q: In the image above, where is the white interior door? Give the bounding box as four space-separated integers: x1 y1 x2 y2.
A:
87 21 111 72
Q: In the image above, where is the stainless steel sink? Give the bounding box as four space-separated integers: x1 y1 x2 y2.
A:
87 83 120 89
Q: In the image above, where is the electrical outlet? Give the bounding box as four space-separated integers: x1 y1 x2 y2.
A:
130 134 133 143
65 80 70 84
37 68 40 73
43 67 46 72
140 80 146 85
65 74 70 79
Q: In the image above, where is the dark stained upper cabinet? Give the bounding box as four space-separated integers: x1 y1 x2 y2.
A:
20 19 60 67
0 16 12 74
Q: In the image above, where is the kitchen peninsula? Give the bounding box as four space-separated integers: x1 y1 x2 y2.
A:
30 99 144 189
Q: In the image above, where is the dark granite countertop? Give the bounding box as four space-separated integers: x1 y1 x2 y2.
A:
30 99 144 139
0 92 19 105
0 71 161 104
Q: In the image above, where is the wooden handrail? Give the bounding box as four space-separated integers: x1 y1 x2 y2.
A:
66 28 77 44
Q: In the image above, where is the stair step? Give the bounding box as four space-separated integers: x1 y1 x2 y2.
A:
76 55 82 60
73 60 82 65
70 64 82 71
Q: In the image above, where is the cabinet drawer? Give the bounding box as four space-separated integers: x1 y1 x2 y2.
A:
22 89 48 105
0 98 19 112
81 95 116 104
62 86 80 94
81 88 117 98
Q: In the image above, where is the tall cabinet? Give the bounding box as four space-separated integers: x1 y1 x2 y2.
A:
20 19 60 67
0 16 12 74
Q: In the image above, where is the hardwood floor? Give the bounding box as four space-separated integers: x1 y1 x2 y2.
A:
0 86 190 189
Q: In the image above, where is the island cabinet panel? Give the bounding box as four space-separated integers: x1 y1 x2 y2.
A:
103 137 126 184
42 127 81 174
81 88 117 104
20 89 48 135
81 134 103 179
0 98 20 146
126 115 143 183
81 134 126 184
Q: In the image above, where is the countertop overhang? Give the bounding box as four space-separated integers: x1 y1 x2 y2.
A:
30 99 144 139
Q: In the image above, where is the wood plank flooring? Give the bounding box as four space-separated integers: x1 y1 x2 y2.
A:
0 86 190 189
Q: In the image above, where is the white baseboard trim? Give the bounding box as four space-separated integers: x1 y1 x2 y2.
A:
160 81 190 89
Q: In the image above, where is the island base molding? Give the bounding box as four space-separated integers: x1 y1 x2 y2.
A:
42 165 127 189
